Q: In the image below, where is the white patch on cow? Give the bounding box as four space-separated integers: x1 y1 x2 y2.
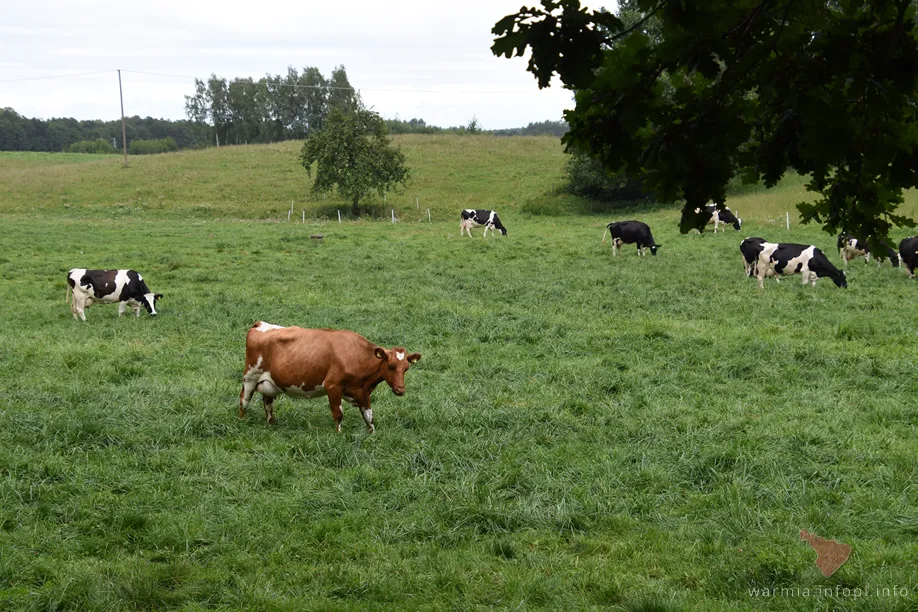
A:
396 352 405 361
254 321 284 333
285 383 328 398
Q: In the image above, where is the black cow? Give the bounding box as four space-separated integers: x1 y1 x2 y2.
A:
756 244 847 290
699 204 742 232
602 221 661 256
66 268 163 321
876 241 901 268
900 236 918 278
460 209 507 237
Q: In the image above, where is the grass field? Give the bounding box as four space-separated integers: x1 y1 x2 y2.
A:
1 141 917 610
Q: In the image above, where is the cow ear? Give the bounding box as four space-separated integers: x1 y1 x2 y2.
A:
374 347 388 360
155 294 163 300
407 353 421 363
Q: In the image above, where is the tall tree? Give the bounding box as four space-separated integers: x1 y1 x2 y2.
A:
493 0 918 247
299 107 410 216
327 65 360 113
207 75 230 147
300 67 329 135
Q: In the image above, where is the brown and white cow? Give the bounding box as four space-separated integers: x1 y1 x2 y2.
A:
239 321 421 432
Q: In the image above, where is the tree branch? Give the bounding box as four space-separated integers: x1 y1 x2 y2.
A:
602 1 668 46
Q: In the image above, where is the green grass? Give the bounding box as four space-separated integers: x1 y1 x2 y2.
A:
1 140 917 610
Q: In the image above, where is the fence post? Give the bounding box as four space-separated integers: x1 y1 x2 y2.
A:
302 210 305 223
287 209 291 222
416 197 419 209
786 212 790 231
337 210 341 223
391 209 395 224
427 208 431 223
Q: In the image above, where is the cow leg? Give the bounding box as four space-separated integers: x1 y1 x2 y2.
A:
134 304 141 317
118 301 127 317
358 398 375 433
326 387 344 432
263 396 275 425
75 296 88 321
239 364 262 419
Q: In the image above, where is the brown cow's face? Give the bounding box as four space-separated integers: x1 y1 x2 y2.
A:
374 347 421 396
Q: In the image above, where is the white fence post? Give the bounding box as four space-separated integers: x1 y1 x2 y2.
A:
391 209 395 224
427 208 431 222
302 210 305 223
416 197 419 209
337 210 341 223
786 212 790 231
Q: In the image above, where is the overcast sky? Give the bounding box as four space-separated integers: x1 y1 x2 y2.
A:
1 0 611 130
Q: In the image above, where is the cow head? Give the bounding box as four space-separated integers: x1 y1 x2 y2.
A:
832 270 848 288
374 347 421 396
649 245 661 256
143 293 163 316
733 218 742 231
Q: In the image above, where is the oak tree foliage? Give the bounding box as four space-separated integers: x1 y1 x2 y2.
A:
493 0 918 247
299 108 410 217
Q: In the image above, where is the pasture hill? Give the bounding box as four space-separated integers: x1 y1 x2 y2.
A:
1 136 917 610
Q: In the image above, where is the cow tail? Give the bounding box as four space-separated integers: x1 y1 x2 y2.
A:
65 282 71 305
601 225 610 245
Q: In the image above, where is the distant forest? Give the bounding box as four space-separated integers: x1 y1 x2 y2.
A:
0 64 567 153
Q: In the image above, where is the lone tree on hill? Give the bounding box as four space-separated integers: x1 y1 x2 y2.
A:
299 107 410 217
492 0 918 248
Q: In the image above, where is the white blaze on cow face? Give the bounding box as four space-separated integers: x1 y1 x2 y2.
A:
143 293 158 316
396 352 405 361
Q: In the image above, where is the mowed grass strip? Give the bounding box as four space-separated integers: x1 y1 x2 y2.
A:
0 209 916 610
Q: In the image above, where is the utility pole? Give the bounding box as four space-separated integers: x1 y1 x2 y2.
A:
118 69 128 167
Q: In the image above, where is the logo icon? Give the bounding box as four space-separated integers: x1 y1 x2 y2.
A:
800 530 851 577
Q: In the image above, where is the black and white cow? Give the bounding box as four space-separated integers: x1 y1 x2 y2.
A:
756 244 847 290
740 237 779 280
899 236 918 278
602 221 661 256
837 233 870 267
460 209 507 237
66 268 163 321
698 204 742 233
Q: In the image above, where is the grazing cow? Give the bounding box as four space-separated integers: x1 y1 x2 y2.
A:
900 236 918 278
756 244 847 289
837 233 870 267
698 204 742 233
740 237 779 280
66 268 162 321
460 209 507 237
602 220 662 256
239 321 421 432
875 241 901 268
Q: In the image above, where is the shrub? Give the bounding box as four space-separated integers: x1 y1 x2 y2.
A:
129 137 178 155
565 152 651 202
67 139 118 154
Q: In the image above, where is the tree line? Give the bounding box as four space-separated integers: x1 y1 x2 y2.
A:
0 107 202 152
183 66 359 146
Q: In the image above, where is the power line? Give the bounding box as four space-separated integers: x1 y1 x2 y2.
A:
1 67 540 96
120 69 535 95
0 69 114 84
